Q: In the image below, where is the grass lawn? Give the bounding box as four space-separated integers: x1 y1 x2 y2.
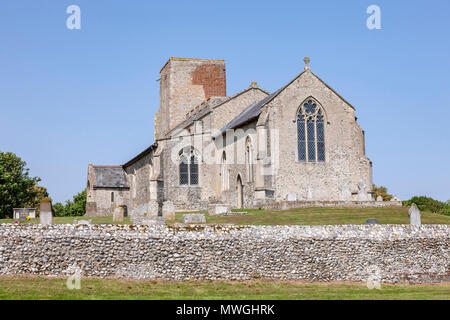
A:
0 277 448 300
1 207 449 226
174 207 450 226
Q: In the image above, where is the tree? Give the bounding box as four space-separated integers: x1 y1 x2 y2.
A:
0 151 41 218
53 189 87 217
372 184 393 201
25 185 49 215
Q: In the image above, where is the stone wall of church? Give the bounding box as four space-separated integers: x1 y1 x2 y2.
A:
123 154 154 214
157 58 226 137
88 188 130 216
160 138 217 211
267 70 373 203
212 86 268 132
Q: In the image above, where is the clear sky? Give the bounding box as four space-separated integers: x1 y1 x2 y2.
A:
1 0 449 203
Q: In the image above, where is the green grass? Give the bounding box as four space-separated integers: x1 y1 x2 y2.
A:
174 207 450 226
0 277 448 300
2 207 449 226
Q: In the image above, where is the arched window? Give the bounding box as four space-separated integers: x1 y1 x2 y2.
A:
245 137 254 182
179 147 199 185
297 99 325 162
221 151 229 191
111 192 114 202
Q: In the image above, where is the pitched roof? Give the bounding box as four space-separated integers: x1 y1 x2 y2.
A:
212 89 281 138
93 166 129 188
164 86 269 139
122 142 158 168
214 69 356 138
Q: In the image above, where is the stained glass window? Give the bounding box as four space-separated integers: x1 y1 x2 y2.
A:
297 99 325 163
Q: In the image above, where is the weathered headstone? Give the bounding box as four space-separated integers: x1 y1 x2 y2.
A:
408 203 421 226
365 219 378 225
113 206 124 223
13 208 36 220
74 219 92 225
208 204 231 216
183 213 206 224
39 199 53 225
376 196 383 202
162 201 175 220
357 180 367 201
287 193 297 202
140 216 165 226
340 187 352 201
85 202 97 217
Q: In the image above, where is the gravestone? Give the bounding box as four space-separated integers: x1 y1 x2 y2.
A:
408 203 421 226
376 196 383 202
208 204 231 216
85 202 97 217
287 193 297 202
162 201 175 220
74 219 92 225
113 206 124 223
39 199 53 225
13 208 36 220
183 213 206 224
340 187 352 201
365 219 378 225
357 180 367 201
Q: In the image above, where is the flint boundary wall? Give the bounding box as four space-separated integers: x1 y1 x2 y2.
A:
0 224 448 284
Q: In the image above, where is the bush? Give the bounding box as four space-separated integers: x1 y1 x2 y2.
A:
403 196 449 216
53 189 86 217
372 184 393 201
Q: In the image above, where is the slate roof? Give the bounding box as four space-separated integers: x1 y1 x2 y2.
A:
93 166 129 188
213 89 281 138
214 68 356 138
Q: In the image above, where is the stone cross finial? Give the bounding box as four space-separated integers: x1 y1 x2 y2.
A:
304 56 311 70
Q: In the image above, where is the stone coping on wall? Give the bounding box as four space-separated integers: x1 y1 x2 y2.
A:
0 224 447 241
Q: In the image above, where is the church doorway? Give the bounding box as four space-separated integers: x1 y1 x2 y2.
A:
236 175 244 209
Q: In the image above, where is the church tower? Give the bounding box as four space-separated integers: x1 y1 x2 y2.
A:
155 57 226 139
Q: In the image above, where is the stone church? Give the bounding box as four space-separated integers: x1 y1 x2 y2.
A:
86 57 376 217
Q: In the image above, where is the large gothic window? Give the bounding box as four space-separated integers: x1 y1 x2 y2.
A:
179 147 199 185
297 99 325 162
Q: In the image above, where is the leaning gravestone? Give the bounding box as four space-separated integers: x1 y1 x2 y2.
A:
408 203 421 226
183 213 206 224
39 199 53 225
113 206 124 223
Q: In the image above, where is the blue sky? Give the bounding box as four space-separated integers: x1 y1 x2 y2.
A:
0 0 449 203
